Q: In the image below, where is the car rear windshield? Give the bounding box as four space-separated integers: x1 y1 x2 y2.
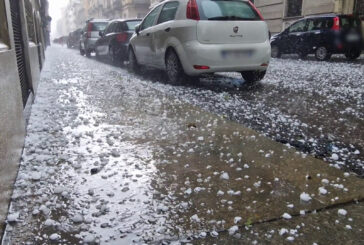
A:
197 0 260 21
126 21 141 31
91 22 108 31
340 16 361 29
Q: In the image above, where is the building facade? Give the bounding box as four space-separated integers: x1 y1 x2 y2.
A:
56 0 151 38
0 0 50 237
255 0 364 33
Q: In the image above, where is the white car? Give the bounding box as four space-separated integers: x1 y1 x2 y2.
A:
128 0 271 84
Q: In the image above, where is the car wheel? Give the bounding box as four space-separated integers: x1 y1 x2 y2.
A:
345 49 361 60
166 50 186 85
241 70 266 84
85 50 91 58
315 46 330 61
80 49 85 56
271 45 281 58
128 48 140 73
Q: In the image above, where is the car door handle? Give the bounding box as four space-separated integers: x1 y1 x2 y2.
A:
146 33 150 36
164 27 171 32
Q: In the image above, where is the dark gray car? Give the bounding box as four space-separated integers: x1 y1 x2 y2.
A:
80 19 109 57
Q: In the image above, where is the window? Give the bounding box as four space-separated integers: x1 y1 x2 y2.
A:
355 0 364 16
115 23 124 33
91 22 108 31
307 18 333 31
197 0 260 21
286 0 302 17
157 2 179 24
24 0 36 43
125 21 141 31
141 5 162 30
0 0 9 48
340 16 361 29
289 20 306 32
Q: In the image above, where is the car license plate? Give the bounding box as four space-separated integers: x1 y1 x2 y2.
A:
221 49 254 59
346 33 360 42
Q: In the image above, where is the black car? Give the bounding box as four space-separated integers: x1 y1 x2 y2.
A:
270 14 363 61
67 29 82 49
94 19 141 65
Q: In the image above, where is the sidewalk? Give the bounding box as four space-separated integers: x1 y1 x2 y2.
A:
2 46 364 244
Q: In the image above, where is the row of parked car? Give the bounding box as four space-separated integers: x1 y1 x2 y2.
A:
68 0 363 84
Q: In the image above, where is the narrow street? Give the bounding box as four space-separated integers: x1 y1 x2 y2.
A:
3 46 364 244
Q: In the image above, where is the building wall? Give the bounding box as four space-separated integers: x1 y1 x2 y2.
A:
0 0 48 236
57 0 151 35
122 0 150 18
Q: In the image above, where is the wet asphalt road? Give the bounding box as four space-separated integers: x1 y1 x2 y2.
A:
100 50 364 176
3 46 364 245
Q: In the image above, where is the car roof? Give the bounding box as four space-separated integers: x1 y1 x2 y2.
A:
110 18 142 23
304 14 359 19
87 18 109 23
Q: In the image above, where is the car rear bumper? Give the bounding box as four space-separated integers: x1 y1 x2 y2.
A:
179 40 271 75
85 38 98 51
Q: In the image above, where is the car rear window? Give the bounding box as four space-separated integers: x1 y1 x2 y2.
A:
340 16 361 29
197 0 260 21
91 22 108 31
126 21 141 30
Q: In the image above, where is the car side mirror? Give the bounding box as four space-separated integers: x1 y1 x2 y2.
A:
135 24 140 35
99 30 104 37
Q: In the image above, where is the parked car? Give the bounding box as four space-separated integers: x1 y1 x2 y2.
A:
128 0 271 84
80 19 109 57
67 29 82 49
95 19 141 65
270 14 363 61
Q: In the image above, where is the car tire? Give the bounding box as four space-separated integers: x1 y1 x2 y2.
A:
80 49 85 56
128 48 140 73
315 46 330 61
345 49 361 60
85 50 91 58
165 49 186 85
271 45 281 58
241 70 266 84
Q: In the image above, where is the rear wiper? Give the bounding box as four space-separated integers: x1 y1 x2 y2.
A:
208 16 257 20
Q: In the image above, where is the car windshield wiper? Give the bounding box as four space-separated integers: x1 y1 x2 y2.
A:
208 16 257 21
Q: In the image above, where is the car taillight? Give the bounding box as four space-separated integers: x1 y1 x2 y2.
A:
116 33 128 42
186 0 200 20
248 0 264 20
87 22 93 38
193 65 209 70
87 22 93 32
332 17 340 31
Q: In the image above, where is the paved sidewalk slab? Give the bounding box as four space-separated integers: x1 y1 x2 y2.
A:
2 47 364 244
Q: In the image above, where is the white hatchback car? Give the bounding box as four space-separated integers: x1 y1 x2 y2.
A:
128 0 271 84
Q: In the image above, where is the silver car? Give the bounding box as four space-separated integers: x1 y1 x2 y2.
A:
80 19 109 57
128 0 271 84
